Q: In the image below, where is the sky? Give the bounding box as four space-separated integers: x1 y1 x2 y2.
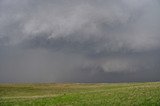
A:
0 0 160 83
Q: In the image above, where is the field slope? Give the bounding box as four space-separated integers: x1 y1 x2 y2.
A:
0 82 160 106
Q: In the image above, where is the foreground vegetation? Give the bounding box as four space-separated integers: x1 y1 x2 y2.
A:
0 82 160 106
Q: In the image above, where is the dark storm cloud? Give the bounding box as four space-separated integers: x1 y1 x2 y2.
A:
0 0 160 82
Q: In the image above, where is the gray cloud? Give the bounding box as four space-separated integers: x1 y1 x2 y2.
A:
0 0 160 82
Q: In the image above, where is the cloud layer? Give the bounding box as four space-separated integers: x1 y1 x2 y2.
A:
0 0 160 82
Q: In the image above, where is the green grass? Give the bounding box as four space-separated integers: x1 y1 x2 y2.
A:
0 82 160 106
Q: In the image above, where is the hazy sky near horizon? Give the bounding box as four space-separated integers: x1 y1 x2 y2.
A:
0 0 160 82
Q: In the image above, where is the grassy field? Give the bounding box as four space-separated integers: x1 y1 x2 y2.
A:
0 82 160 106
